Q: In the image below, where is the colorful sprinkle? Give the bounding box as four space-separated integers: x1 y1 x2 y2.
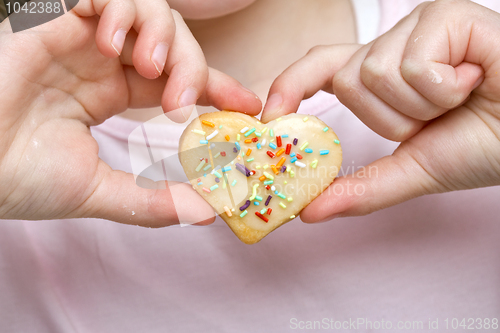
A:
246 148 252 156
221 151 226 157
276 148 285 157
257 143 262 149
222 166 232 172
276 136 282 147
280 166 287 173
202 120 215 127
271 165 279 175
244 139 252 143
270 129 274 137
265 195 272 206
319 149 329 155
276 157 286 168
279 202 287 209
271 186 276 191
267 208 273 215
277 193 286 199
259 175 266 181
269 142 277 150
276 117 282 122
244 128 256 137
254 201 260 206
224 206 232 217
334 139 340 144
323 127 329 132
197 182 203 186
293 138 298 145
303 116 309 122
236 163 251 177
262 139 267 146
295 161 306 168
231 180 237 187
235 142 241 151
240 127 249 133
304 148 313 153
202 187 211 193
256 165 261 169
263 164 269 169
192 129 206 135
255 132 262 137
287 197 293 202
296 154 303 159
290 215 296 219
206 130 219 140
219 125 223 129
200 140 208 145
290 157 298 163
285 144 292 155
252 137 258 142
237 134 241 141
261 127 268 134
240 200 251 211
240 210 248 217
247 158 254 162
263 180 274 185
255 196 263 201
210 185 219 191
213 171 222 178
311 160 318 169
249 183 259 200
282 134 289 138
300 141 309 151
267 151 275 158
214 152 221 159
260 208 267 214
290 152 296 157
203 164 211 171
215 178 220 183
255 212 269 222
195 160 206 172
263 171 274 180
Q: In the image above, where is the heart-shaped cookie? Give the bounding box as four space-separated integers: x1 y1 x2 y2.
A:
179 111 342 244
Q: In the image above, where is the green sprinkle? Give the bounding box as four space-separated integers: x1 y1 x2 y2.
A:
255 132 262 137
300 141 309 151
246 158 254 162
263 180 274 185
203 164 212 171
303 116 309 122
277 193 286 199
214 171 222 178
219 125 223 129
209 185 219 191
323 127 329 132
260 208 267 214
334 139 340 144
279 202 287 209
195 160 206 172
255 196 263 201
244 128 256 137
270 129 274 137
222 179 227 189
231 180 237 187
240 210 248 217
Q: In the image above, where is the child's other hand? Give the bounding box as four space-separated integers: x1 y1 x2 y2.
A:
0 0 261 226
261 0 500 222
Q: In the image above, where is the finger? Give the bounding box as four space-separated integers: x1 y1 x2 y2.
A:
261 44 362 123
73 0 137 58
123 66 262 114
332 44 426 141
160 10 208 119
360 2 448 121
401 1 485 109
78 162 215 227
131 0 176 79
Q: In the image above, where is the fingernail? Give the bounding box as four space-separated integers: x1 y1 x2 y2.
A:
166 108 188 123
241 85 260 99
178 87 198 109
111 29 127 56
165 87 198 123
263 93 283 120
151 43 169 76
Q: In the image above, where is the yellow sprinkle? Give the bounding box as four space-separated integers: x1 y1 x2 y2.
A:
279 202 287 209
303 116 309 122
284 181 287 184
237 134 241 141
257 121 262 124
256 165 261 169
263 171 274 180
192 129 206 135
311 159 318 169
276 117 282 122
299 141 309 151
290 171 295 178
290 215 296 219
287 197 293 202
263 164 269 169
286 166 291 172
249 183 259 200
261 127 268 134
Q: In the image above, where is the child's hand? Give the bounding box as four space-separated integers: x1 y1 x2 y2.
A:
261 0 500 222
0 0 261 226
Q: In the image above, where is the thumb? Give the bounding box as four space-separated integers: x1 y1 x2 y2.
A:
300 146 440 223
76 163 215 227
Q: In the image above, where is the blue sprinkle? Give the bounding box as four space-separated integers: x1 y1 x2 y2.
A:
256 143 262 149
269 142 277 150
320 150 330 155
200 140 208 144
290 157 298 163
254 201 260 206
197 182 203 186
282 134 289 138
274 190 279 194
203 173 207 177
222 166 232 172
290 152 296 157
235 142 241 150
304 148 313 153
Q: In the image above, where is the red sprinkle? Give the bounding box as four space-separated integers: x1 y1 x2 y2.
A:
296 153 303 159
276 136 282 147
205 158 209 163
265 185 271 190
221 151 226 157
267 208 272 215
267 151 275 158
251 170 256 175
252 137 258 142
255 212 269 222
285 143 292 155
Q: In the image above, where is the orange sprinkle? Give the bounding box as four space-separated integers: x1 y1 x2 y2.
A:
276 157 286 168
225 135 230 141
201 120 215 127
271 165 279 175
259 175 266 181
246 148 252 156
276 148 285 156
244 139 252 143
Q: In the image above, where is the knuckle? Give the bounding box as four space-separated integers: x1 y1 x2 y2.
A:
360 55 394 91
332 68 358 98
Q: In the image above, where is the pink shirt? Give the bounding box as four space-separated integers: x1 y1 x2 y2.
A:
1 1 499 332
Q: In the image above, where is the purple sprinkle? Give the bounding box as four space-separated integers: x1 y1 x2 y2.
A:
215 177 220 183
265 195 272 206
293 138 298 145
233 147 238 153
280 165 287 173
240 200 251 211
236 163 251 177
